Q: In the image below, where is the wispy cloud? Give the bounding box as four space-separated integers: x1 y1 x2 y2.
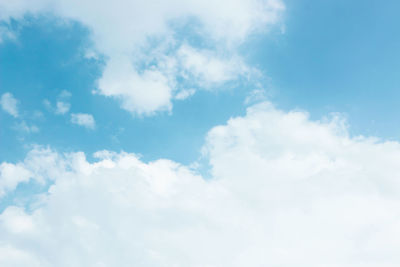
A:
13 121 39 134
55 101 70 115
43 90 72 115
70 113 96 130
0 92 19 117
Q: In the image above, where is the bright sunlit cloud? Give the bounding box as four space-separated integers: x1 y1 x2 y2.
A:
1 0 400 266
1 103 400 266
0 0 284 115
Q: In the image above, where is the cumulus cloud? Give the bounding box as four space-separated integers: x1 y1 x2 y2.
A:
0 147 63 197
96 57 174 116
70 113 95 129
0 92 19 117
0 163 31 197
1 102 400 266
0 0 284 115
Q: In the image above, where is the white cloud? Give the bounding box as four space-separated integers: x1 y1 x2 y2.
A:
0 25 16 43
70 113 95 129
58 90 71 99
177 45 250 86
244 89 268 105
0 147 63 197
96 57 173 116
0 163 31 197
55 101 70 115
0 0 285 115
13 121 39 134
43 91 72 115
174 88 196 100
0 92 19 117
2 102 400 266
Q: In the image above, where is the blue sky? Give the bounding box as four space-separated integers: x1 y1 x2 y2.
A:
249 0 400 137
2 0 400 167
2 0 400 266
0 17 255 165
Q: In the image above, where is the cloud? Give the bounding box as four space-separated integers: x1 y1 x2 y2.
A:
95 45 255 115
96 57 174 116
58 90 72 99
55 101 70 115
43 91 72 115
70 113 95 129
244 89 268 105
174 88 196 100
0 92 19 117
2 102 400 266
0 163 31 197
0 0 284 115
0 25 16 43
13 121 39 134
177 45 251 86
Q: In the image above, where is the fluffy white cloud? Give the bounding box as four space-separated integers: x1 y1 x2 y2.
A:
0 0 284 115
0 163 31 197
0 92 19 117
0 148 63 197
2 102 400 266
96 57 174 116
70 113 95 129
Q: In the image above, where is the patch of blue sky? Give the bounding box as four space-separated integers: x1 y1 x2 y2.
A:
0 16 255 166
0 178 49 213
2 0 400 168
244 0 400 139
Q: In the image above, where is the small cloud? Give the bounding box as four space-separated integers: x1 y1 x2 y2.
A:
1 92 19 117
43 99 52 111
84 49 100 60
43 90 72 115
0 25 16 44
13 121 39 134
177 45 251 86
58 90 72 99
32 110 44 120
55 101 71 115
244 89 267 105
71 113 96 130
175 88 195 100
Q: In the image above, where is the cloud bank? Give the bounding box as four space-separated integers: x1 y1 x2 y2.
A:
1 102 400 266
0 0 284 115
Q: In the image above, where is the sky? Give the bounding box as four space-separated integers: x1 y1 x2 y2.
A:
1 0 400 266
